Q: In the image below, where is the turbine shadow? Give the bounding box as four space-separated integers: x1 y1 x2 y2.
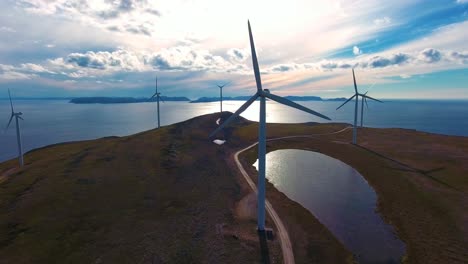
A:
355 145 459 191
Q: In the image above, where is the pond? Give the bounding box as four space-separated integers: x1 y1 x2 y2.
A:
254 149 405 264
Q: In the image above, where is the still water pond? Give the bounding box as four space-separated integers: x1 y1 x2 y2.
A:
254 149 405 264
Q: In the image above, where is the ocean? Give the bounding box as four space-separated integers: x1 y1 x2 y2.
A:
1 99 467 162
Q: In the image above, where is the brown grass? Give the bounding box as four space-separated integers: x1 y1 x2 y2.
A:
1 113 467 263
0 114 282 264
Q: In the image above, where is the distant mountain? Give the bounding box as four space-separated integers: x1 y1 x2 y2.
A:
323 97 347 101
190 96 346 103
190 96 253 103
70 96 190 104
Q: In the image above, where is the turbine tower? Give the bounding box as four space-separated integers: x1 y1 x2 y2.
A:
150 76 164 128
217 82 229 113
5 89 24 167
336 69 382 144
210 21 331 231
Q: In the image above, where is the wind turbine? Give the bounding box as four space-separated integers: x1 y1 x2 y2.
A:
336 69 382 144
5 89 24 167
210 21 331 231
150 76 164 128
217 82 230 114
360 89 382 127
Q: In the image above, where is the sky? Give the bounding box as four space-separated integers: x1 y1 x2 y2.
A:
0 0 467 99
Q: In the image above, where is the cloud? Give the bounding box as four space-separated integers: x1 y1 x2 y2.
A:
400 74 411 79
271 64 295 72
272 48 466 73
418 48 442 63
450 51 468 63
0 71 36 80
318 60 353 71
0 64 37 80
366 52 411 68
227 48 248 62
145 8 161 16
373 17 391 27
45 46 249 78
20 63 55 73
0 26 15 32
17 0 162 36
353 46 362 55
456 0 468 3
0 63 53 81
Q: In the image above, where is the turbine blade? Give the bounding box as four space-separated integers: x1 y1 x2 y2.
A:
160 96 165 103
248 20 263 92
336 94 356 110
362 94 383 103
365 97 369 109
265 92 331 120
5 114 13 131
352 68 358 94
150 93 157 99
18 115 24 120
8 89 14 113
209 93 259 138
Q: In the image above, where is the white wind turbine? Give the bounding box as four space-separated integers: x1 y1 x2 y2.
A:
150 76 164 129
359 89 383 127
5 89 24 167
210 21 331 231
217 82 229 113
337 69 382 144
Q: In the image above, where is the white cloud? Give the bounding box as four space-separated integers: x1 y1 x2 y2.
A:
456 0 468 4
20 63 55 73
0 26 15 32
17 0 162 37
45 46 250 78
353 46 362 55
0 71 36 80
400 74 411 79
373 17 391 27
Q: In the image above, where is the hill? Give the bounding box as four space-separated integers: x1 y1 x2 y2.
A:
1 113 467 263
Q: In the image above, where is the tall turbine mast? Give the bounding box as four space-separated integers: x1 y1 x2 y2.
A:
337 69 382 144
217 82 229 114
151 76 164 128
360 82 382 127
5 89 24 167
210 21 330 231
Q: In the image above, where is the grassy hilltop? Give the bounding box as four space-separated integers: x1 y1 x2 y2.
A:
1 112 467 263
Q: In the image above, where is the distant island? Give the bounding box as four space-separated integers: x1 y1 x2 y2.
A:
69 96 346 104
70 96 190 104
190 96 346 103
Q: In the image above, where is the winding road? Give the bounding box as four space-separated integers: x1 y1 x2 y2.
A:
232 126 352 264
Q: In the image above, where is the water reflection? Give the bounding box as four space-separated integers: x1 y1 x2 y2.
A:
254 149 405 264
